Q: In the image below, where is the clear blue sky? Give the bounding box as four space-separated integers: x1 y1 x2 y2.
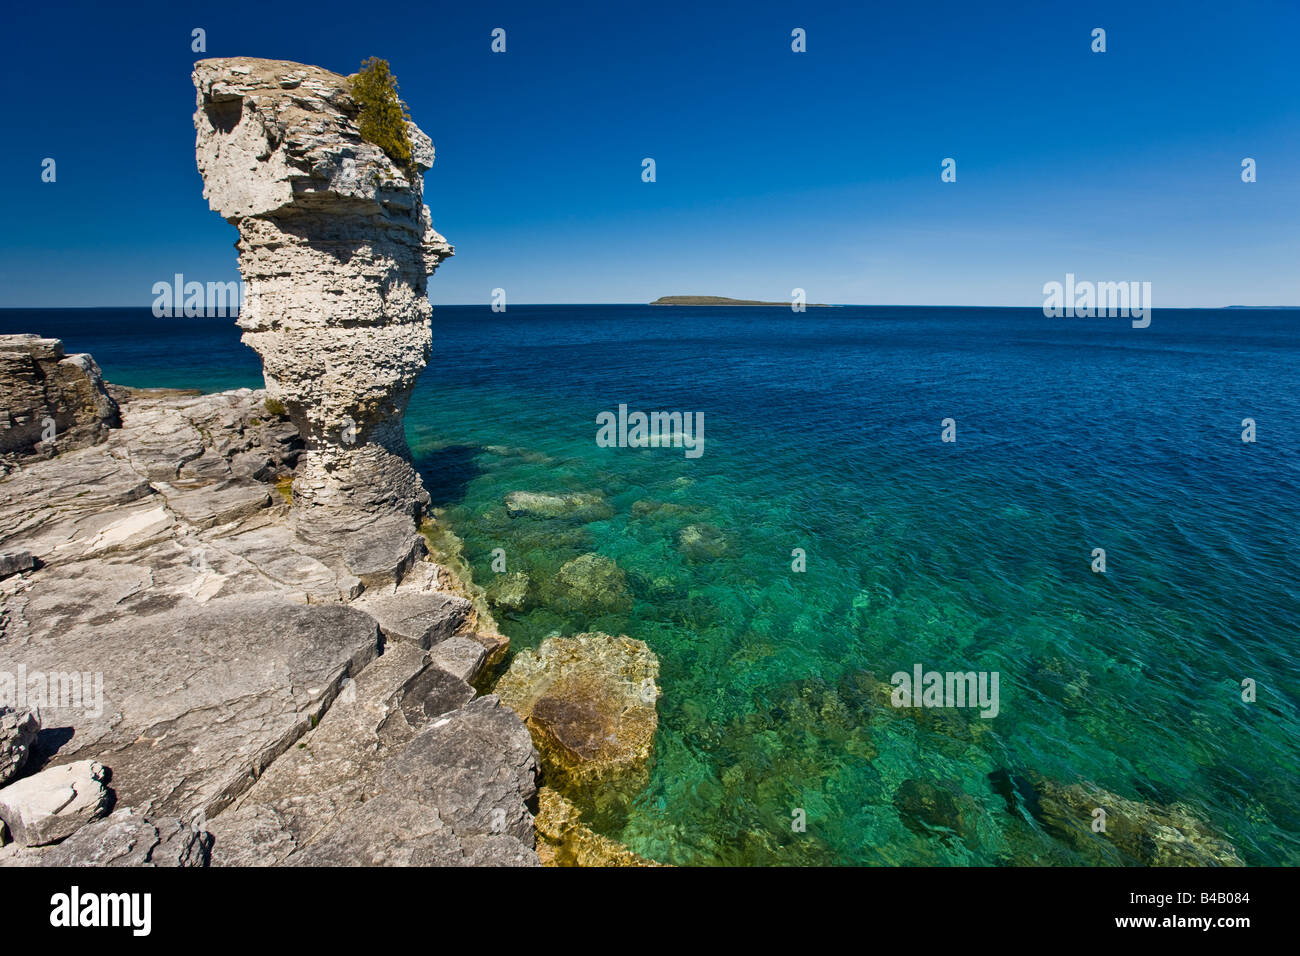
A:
2 0 1297 307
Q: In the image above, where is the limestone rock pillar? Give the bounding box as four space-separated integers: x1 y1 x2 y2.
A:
193 57 452 524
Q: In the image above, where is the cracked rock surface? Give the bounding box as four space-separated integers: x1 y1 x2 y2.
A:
0 56 535 867
0 385 531 866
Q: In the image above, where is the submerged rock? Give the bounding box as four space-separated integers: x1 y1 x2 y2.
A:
630 499 692 519
495 633 659 823
485 570 532 613
1031 777 1244 866
504 491 612 521
1030 655 1091 711
677 522 729 560
534 786 662 867
894 778 973 842
707 674 880 859
552 553 631 614
484 445 556 466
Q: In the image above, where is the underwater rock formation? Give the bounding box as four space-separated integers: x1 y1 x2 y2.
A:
1033 777 1244 866
534 787 661 866
495 633 659 824
552 552 631 614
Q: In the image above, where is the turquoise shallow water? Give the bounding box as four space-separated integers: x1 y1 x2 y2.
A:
7 305 1299 865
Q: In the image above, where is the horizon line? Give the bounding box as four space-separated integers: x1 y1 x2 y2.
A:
3 303 1299 311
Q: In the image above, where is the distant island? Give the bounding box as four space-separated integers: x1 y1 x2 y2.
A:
650 295 830 307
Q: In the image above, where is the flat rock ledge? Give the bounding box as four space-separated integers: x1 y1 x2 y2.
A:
0 385 530 867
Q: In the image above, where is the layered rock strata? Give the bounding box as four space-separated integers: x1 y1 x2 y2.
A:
0 335 119 468
192 57 452 523
0 384 527 867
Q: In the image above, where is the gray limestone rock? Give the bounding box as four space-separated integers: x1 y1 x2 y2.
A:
0 550 34 578
380 696 538 844
205 805 298 867
0 760 110 846
157 479 272 530
0 707 40 787
39 807 212 867
428 635 489 684
0 335 120 462
209 644 537 868
356 589 472 648
6 595 379 821
278 695 540 867
340 516 426 588
193 57 452 523
286 792 539 867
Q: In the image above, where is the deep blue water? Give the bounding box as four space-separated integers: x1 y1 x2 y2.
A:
5 305 1298 865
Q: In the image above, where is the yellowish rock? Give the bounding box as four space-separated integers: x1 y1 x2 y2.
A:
495 632 659 821
1035 779 1244 866
534 787 663 867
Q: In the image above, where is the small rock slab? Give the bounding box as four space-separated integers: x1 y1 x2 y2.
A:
429 635 489 684
0 760 110 846
0 550 34 578
357 590 471 649
339 516 425 588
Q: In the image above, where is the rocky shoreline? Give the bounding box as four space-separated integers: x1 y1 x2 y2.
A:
0 368 661 866
1 55 1248 871
0 54 660 867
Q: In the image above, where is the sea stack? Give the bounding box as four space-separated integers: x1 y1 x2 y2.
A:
192 57 452 524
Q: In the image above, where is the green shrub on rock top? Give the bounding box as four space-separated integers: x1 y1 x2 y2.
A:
350 57 415 175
